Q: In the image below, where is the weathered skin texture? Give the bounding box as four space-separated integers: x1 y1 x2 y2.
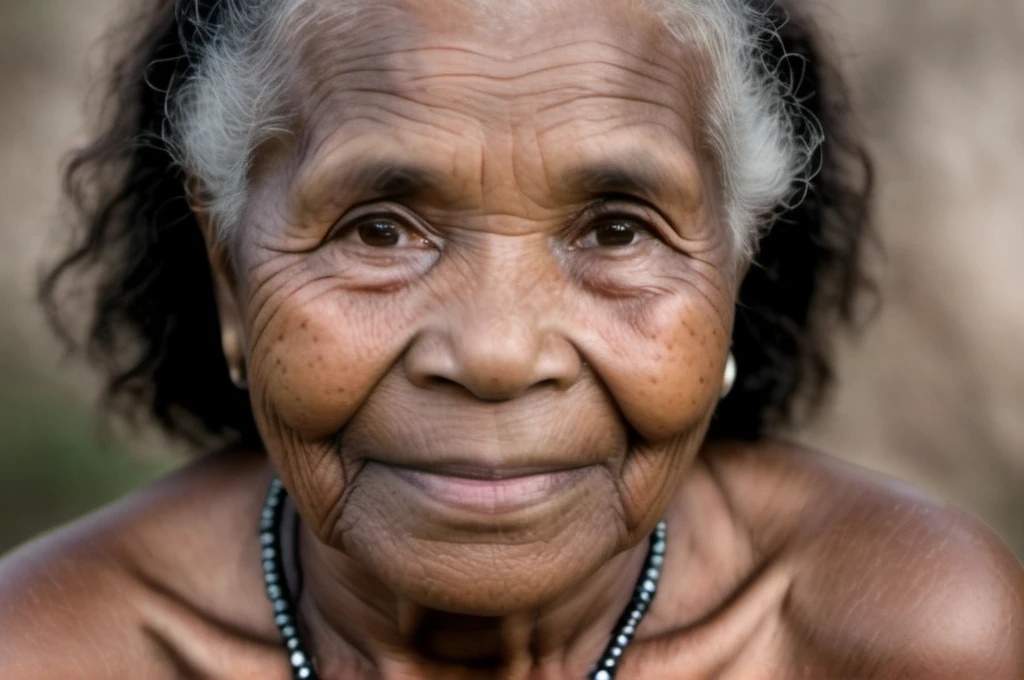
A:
1 0 1022 678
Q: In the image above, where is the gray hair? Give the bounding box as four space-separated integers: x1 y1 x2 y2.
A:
170 0 820 259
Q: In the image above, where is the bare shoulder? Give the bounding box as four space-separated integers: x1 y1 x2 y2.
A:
0 449 288 679
705 440 1024 679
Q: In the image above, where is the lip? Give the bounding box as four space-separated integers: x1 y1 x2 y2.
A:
383 463 589 515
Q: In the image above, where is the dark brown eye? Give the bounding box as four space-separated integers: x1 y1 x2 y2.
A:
590 221 639 247
357 220 401 247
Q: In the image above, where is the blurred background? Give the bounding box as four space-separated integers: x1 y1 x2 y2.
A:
0 0 1021 557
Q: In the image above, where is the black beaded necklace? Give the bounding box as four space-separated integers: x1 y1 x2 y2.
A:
260 478 666 680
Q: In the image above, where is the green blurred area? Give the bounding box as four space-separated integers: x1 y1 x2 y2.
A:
0 0 171 556
0 361 172 554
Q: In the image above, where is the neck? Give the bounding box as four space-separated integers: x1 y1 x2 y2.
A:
291 521 649 679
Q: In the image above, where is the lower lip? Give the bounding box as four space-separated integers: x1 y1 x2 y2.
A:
388 466 586 514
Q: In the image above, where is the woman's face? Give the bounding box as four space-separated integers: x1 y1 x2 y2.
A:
214 0 736 614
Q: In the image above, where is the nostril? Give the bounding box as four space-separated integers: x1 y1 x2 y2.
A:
425 375 463 392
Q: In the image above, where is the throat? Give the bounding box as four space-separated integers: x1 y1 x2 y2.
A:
300 558 657 679
408 612 517 666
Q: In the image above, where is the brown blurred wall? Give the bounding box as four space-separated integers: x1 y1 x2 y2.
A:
801 0 1024 553
0 0 1021 555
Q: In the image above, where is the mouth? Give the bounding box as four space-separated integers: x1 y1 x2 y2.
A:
380 462 592 515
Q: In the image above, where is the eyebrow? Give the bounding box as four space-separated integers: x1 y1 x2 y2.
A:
334 161 451 199
563 154 700 208
570 164 665 197
292 154 458 218
296 152 698 215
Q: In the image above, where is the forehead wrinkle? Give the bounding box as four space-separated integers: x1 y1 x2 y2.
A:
382 39 700 113
311 93 482 140
393 40 678 85
531 93 696 133
400 51 705 142
298 57 515 141
278 0 715 224
298 67 488 160
538 118 699 157
290 0 707 122
300 0 683 67
392 72 693 125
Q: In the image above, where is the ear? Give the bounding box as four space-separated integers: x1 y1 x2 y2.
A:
190 178 248 389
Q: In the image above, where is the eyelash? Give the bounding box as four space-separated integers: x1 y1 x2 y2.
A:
327 198 663 251
329 206 436 249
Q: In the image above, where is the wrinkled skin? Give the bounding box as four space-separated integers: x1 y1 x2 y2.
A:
211 0 737 668
224 0 729 623
0 0 1022 678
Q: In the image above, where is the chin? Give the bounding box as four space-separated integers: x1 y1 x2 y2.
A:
332 463 633 614
364 537 622 617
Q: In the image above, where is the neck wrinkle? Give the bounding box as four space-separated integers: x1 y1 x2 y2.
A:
292 519 653 680
637 450 760 640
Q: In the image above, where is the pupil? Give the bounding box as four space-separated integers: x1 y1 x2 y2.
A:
596 222 635 247
358 221 400 247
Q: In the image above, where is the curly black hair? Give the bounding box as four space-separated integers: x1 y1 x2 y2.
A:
40 0 875 450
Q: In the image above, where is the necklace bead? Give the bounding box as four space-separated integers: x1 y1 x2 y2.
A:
260 479 666 680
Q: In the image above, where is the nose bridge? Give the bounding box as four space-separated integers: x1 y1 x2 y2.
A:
405 235 579 401
450 239 552 389
463 240 547 330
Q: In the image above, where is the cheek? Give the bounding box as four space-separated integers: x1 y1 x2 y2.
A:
577 282 732 527
580 275 733 442
254 304 374 439
244 264 422 439
241 261 426 532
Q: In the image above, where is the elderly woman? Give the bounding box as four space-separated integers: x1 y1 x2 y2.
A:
2 0 1022 677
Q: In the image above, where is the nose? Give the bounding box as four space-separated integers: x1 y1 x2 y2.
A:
403 276 582 401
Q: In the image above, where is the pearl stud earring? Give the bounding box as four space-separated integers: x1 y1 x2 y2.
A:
720 352 737 399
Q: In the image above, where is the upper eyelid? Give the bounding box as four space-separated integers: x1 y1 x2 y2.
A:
574 199 664 237
324 196 667 242
588 192 662 214
326 203 438 244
